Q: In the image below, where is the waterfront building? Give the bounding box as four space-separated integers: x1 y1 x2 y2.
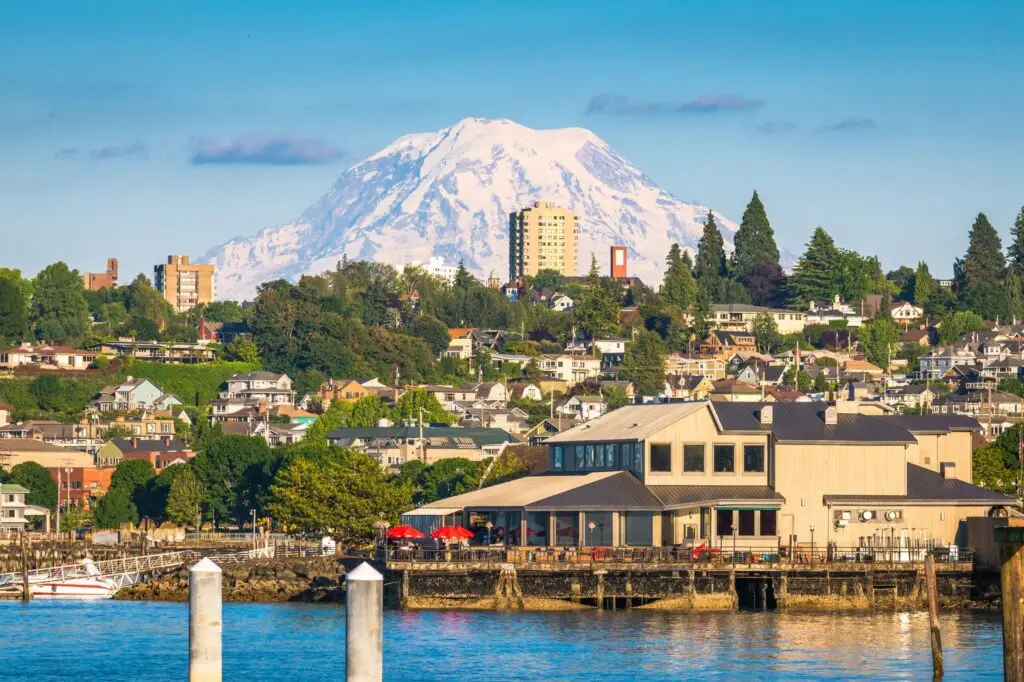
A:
406 401 1012 549
508 201 579 281
154 255 214 313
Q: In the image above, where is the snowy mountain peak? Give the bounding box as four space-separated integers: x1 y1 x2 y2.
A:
203 118 738 300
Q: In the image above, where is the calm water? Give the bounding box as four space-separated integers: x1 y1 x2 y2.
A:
0 601 1004 681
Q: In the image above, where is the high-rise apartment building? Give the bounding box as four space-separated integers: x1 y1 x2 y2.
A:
154 255 215 313
508 201 579 282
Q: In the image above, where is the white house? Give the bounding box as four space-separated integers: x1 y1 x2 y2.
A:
539 355 601 385
220 371 295 405
559 395 607 422
550 294 575 312
890 301 924 324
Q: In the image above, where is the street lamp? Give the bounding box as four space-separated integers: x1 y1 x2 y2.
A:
486 521 494 546
810 525 816 564
587 521 596 547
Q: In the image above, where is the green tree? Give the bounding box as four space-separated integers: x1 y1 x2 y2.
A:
573 255 618 339
30 261 90 341
268 449 413 544
732 191 780 280
939 310 986 345
913 261 937 309
858 319 899 370
752 311 781 354
393 389 455 424
417 457 485 504
408 315 450 356
349 395 394 428
691 288 713 339
30 375 66 412
973 445 1016 494
191 434 274 525
602 385 630 411
225 336 261 364
529 269 565 293
660 243 697 309
788 227 840 307
166 466 206 529
138 463 189 522
454 261 474 289
621 331 667 397
478 451 531 488
0 277 27 343
93 487 138 528
10 462 57 511
110 459 157 496
124 274 174 332
694 213 727 293
962 212 1009 319
812 371 829 393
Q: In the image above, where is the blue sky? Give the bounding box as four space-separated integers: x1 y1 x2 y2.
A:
2 1 1023 282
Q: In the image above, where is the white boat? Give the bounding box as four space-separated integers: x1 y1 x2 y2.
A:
0 559 116 600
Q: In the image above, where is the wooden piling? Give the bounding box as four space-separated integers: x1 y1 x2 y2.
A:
925 554 943 679
19 532 30 602
996 524 1024 682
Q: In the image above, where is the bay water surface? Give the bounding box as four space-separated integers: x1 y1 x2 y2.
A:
0 601 1004 680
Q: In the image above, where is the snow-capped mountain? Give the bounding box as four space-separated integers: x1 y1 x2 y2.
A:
203 118 740 300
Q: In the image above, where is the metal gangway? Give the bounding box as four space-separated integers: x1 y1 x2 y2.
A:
0 546 276 593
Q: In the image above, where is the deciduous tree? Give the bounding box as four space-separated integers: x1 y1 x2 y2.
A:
621 331 667 397
167 466 206 529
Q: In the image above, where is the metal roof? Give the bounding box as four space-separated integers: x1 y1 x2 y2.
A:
544 402 706 444
327 426 513 448
650 485 784 509
876 415 980 434
528 472 663 511
711 402 917 444
823 464 1015 505
416 472 618 510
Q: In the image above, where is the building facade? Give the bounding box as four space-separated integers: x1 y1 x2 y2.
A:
508 201 579 281
81 258 119 291
610 246 628 279
154 255 215 313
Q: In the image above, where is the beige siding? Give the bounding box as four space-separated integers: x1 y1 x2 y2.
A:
825 504 992 547
642 405 769 486
906 431 972 481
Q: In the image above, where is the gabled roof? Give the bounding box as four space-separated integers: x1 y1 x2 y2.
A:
529 472 662 511
112 438 190 454
650 485 784 509
711 402 917 444
544 403 706 444
229 371 287 381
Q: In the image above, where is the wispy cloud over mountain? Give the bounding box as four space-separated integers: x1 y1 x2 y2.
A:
190 134 345 165
587 93 763 116
820 117 876 133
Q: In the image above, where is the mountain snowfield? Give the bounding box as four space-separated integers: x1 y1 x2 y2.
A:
202 118 740 301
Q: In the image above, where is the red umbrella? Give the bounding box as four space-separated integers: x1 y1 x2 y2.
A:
431 525 474 540
387 525 425 540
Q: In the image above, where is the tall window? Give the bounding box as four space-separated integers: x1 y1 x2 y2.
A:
606 443 618 469
743 445 765 473
650 444 672 472
713 444 735 473
552 446 563 470
683 445 705 472
716 509 734 536
585 444 595 468
738 510 756 536
760 510 778 536
574 445 585 469
622 512 653 546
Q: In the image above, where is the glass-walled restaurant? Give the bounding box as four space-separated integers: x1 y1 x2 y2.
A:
465 509 657 547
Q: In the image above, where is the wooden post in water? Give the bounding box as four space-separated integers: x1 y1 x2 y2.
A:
925 554 943 679
996 523 1024 682
19 532 30 602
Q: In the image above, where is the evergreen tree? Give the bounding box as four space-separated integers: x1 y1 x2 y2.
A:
694 213 727 291
913 261 937 309
621 331 667 397
0 278 27 344
660 243 697 309
1008 206 1024 270
732 191 780 280
574 255 618 339
691 288 713 339
788 227 840 307
963 212 1005 288
454 260 474 289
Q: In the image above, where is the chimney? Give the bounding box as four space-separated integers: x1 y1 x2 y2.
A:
940 462 956 479
131 437 138 448
759 405 774 425
824 406 838 425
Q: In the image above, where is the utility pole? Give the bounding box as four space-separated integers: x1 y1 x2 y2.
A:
56 467 61 535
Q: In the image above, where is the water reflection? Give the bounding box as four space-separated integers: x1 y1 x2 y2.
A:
0 601 1004 681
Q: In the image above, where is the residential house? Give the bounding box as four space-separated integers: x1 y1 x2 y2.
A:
695 331 757 360
0 402 11 427
735 364 786 387
885 384 936 412
538 355 601 385
442 328 478 362
197 318 252 344
220 371 294 405
404 402 1011 550
593 338 627 368
271 405 318 425
920 348 980 380
326 425 514 468
98 438 196 472
931 390 1024 421
559 395 606 422
0 484 31 532
0 343 96 370
522 419 568 446
942 365 986 392
981 357 1024 384
708 379 762 402
900 329 932 347
90 378 181 413
842 359 885 380
317 379 371 405
0 439 94 468
490 353 533 371
48 467 114 510
421 385 478 406
805 296 865 328
709 303 807 335
549 293 574 312
88 339 216 364
461 408 529 435
890 301 924 325
508 382 544 402
474 382 509 404
671 375 714 401
208 399 265 425
665 354 726 380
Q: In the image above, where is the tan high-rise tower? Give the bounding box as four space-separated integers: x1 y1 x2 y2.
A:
508 201 578 282
154 255 215 312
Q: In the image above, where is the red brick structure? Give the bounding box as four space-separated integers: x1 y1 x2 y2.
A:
610 246 627 279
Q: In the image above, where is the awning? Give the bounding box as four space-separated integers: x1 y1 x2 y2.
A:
716 505 782 511
401 507 460 517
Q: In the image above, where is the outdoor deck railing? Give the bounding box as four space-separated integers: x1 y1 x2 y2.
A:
380 545 974 569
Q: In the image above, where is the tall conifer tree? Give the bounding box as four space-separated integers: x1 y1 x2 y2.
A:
788 227 839 307
660 244 697 309
694 213 726 294
732 191 780 280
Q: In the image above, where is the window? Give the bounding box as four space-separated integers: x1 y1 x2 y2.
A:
574 445 585 469
713 445 735 472
650 444 672 472
622 512 653 546
585 511 613 546
554 512 578 546
743 445 765 473
633 442 643 474
683 524 697 540
738 510 756 536
552 446 563 470
595 444 605 468
585 444 595 468
716 509 734 536
760 510 778 536
606 443 618 469
683 445 705 472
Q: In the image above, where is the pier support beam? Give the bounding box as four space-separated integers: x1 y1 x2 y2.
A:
346 562 383 682
996 524 1024 682
594 570 606 609
189 558 222 682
